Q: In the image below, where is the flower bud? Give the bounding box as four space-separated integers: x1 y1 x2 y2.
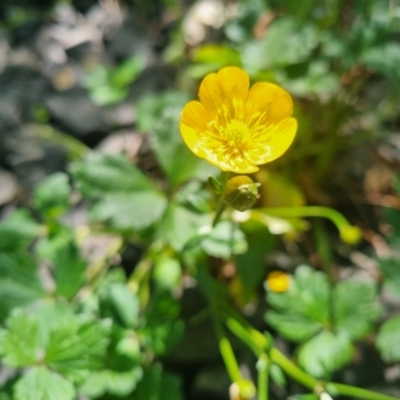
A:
223 176 259 212
339 225 362 245
266 271 290 292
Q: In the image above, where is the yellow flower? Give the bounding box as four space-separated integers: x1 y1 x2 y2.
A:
180 66 297 173
266 271 290 292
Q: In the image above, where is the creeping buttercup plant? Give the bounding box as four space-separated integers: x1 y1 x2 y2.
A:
2 1 400 400
0 64 398 400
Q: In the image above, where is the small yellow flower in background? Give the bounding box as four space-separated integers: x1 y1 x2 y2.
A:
266 270 290 292
180 66 297 173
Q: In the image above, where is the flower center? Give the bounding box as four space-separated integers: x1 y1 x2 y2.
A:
221 120 249 149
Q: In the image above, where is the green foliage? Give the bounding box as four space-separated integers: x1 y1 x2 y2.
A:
376 315 400 363
266 266 330 342
0 309 41 367
2 1 400 399
153 255 182 290
266 266 382 377
0 210 44 252
33 172 71 219
378 257 400 300
160 202 211 251
71 153 167 231
131 363 183 400
44 317 111 382
243 17 319 72
136 91 218 187
104 283 139 328
298 331 354 378
14 367 75 400
201 221 247 259
83 56 146 106
141 290 184 356
71 153 155 196
52 240 87 299
80 367 143 398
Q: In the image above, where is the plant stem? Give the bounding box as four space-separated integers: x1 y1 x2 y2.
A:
212 171 231 227
221 307 399 400
212 311 242 383
327 383 399 400
269 347 317 389
257 354 269 400
213 201 228 227
28 123 89 160
253 206 352 232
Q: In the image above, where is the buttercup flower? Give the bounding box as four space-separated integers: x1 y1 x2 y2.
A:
266 270 290 293
180 66 297 173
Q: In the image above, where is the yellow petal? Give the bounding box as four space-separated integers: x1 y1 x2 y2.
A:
198 66 249 114
208 153 259 174
180 101 210 158
245 118 297 165
245 82 293 125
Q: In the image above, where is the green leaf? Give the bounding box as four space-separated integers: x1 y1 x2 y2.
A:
52 240 86 299
79 366 143 398
378 257 400 300
90 85 128 106
265 312 322 342
265 266 329 342
14 367 75 400
141 291 184 356
201 221 247 259
153 256 182 290
279 60 340 97
71 153 154 197
110 55 145 88
298 331 354 378
0 309 41 367
32 301 76 345
107 283 139 328
89 191 167 230
376 315 400 363
33 172 71 218
0 219 46 320
243 17 319 71
131 363 183 400
0 278 46 320
45 317 111 382
0 210 43 251
161 203 211 251
266 266 381 343
333 280 381 339
361 42 400 81
0 252 42 291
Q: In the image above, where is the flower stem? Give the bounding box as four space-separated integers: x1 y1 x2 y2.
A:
212 311 242 383
213 201 227 227
326 383 399 400
212 171 231 227
257 354 269 400
253 206 361 243
255 206 350 229
221 306 399 400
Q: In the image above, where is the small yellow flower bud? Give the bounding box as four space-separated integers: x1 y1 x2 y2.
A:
266 271 290 292
223 176 260 212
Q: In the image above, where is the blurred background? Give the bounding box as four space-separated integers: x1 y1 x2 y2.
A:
1 0 400 399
